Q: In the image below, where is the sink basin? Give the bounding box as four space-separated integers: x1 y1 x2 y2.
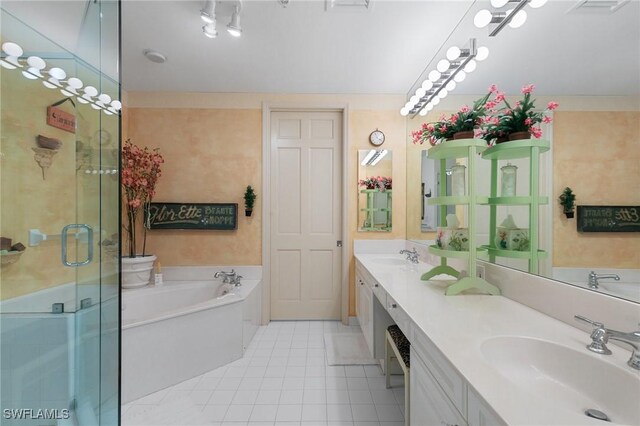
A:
481 336 640 424
373 257 408 266
599 282 640 303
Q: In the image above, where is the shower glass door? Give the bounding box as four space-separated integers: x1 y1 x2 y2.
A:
0 1 120 425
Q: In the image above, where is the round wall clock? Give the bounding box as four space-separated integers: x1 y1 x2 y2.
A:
369 129 385 146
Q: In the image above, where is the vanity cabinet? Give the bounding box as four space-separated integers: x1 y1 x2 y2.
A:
356 270 374 356
468 388 506 426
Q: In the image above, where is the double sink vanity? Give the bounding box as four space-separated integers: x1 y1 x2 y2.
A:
354 243 640 425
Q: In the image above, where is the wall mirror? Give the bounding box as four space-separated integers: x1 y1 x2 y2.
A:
358 149 393 232
406 1 639 304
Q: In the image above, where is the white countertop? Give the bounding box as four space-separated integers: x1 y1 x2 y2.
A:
355 253 640 426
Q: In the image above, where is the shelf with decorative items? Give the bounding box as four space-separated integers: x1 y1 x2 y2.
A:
481 138 550 274
359 189 392 231
421 138 500 296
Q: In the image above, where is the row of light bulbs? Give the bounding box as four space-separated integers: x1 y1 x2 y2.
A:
400 41 489 117
201 0 243 39
474 0 548 34
0 42 122 115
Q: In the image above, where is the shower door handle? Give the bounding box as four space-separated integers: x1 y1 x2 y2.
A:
61 224 94 267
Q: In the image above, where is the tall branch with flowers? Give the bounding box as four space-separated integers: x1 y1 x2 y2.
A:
481 84 558 142
121 139 164 258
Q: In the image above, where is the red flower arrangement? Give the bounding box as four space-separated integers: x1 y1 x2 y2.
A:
122 139 164 258
359 176 392 191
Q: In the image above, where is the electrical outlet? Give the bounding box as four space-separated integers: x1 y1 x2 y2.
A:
477 264 485 279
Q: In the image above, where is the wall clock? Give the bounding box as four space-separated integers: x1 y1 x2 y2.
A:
369 129 385 146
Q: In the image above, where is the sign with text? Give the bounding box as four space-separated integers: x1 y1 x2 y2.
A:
46 106 76 133
147 203 237 230
577 206 640 232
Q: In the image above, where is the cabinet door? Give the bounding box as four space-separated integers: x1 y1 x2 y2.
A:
356 272 364 327
468 388 506 426
361 281 374 357
411 348 467 426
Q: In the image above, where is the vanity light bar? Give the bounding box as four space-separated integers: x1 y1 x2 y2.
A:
475 0 548 37
361 149 387 166
369 149 388 166
402 38 488 118
1 41 122 116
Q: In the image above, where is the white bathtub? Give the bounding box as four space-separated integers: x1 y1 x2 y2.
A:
121 267 262 403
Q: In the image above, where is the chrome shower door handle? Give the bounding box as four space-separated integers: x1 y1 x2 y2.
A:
61 224 94 267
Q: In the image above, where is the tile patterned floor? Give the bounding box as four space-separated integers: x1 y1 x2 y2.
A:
122 321 405 426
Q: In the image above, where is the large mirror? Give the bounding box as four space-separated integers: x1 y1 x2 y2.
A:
406 1 639 303
358 149 393 232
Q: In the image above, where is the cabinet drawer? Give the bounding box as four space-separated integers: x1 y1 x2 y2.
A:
412 328 467 417
385 295 410 337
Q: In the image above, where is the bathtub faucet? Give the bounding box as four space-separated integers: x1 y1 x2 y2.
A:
214 269 243 286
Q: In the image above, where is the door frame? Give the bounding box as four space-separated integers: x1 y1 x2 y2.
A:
262 103 350 325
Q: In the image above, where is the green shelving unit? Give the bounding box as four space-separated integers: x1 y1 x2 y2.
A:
359 189 392 231
481 139 550 274
421 139 500 296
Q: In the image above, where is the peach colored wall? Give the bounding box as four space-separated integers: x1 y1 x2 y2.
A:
553 111 640 269
126 108 263 266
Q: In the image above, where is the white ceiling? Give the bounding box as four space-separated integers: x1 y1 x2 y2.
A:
2 0 639 97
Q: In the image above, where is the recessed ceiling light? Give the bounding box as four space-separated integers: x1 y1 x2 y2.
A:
143 49 167 64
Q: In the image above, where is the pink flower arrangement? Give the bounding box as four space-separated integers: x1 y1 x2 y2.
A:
122 139 164 258
359 176 392 191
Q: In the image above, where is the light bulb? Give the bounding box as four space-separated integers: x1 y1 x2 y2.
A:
476 46 489 61
432 97 441 106
203 23 218 38
42 80 58 89
416 87 426 98
421 80 433 91
400 107 409 117
454 71 466 83
428 70 441 82
27 56 45 70
84 86 98 97
227 7 242 37
474 9 493 28
60 88 75 97
438 89 448 99
98 93 111 104
425 103 433 112
437 59 450 73
111 100 122 110
464 60 477 73
77 96 90 104
446 46 461 61
200 0 215 23
445 80 456 91
1 59 17 70
490 0 509 7
410 95 419 104
67 77 83 89
2 42 23 57
91 103 102 110
419 109 428 116
529 0 548 8
22 69 40 80
48 67 66 80
508 9 527 28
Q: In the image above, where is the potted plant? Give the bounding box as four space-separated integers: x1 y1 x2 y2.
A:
121 139 164 288
448 90 495 140
244 185 256 216
487 84 558 141
558 187 576 218
411 115 455 146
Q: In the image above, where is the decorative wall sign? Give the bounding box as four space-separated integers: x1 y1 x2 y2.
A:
146 203 238 230
47 106 76 133
577 206 640 232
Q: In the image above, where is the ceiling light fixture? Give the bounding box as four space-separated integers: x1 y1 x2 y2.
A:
200 0 215 23
474 0 548 37
401 38 489 118
227 5 242 37
1 41 121 116
203 22 218 38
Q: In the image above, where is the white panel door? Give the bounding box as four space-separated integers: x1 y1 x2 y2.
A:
270 111 343 320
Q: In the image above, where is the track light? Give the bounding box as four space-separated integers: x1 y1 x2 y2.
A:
203 23 218 38
227 6 242 37
200 0 215 23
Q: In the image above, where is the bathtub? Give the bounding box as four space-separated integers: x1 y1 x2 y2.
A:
121 266 262 403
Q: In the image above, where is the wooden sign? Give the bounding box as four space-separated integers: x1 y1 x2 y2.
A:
47 106 76 133
146 203 237 230
577 206 640 232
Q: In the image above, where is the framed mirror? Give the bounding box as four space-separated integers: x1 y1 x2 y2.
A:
358 149 393 232
406 1 639 304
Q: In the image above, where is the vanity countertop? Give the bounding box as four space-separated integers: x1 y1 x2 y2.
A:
355 253 640 426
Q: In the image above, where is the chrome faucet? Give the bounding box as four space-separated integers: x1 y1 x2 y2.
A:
214 269 243 286
588 271 620 289
574 315 640 370
399 248 419 264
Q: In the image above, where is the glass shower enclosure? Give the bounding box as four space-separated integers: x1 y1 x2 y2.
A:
1 1 120 425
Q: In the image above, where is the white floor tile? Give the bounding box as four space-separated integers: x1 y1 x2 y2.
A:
256 389 281 405
250 358 271 367
348 390 372 405
365 378 386 390
346 378 369 390
327 404 353 422
196 377 222 390
288 357 307 367
163 389 192 403
351 405 378 422
265 366 288 378
209 390 236 405
363 366 382 378
374 405 403 422
379 422 404 426
301 405 327 422
369 390 396 406
134 388 169 404
202 405 230 422
225 405 254 422
284 366 306 378
303 377 326 390
226 366 249 378
325 366 345 377
261 378 284 390
233 390 259 405
280 390 304 405
190 390 214 405
172 376 202 390
239 377 264 390
325 377 347 390
344 366 366 378
276 405 303 422
282 377 306 389
245 366 268 378
268 357 288 367
326 390 350 405
289 348 308 358
302 389 326 404
250 405 278 422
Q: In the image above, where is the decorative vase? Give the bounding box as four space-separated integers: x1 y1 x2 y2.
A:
245 209 253 217
508 131 531 141
495 136 510 144
564 211 575 219
121 254 156 289
453 130 474 140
